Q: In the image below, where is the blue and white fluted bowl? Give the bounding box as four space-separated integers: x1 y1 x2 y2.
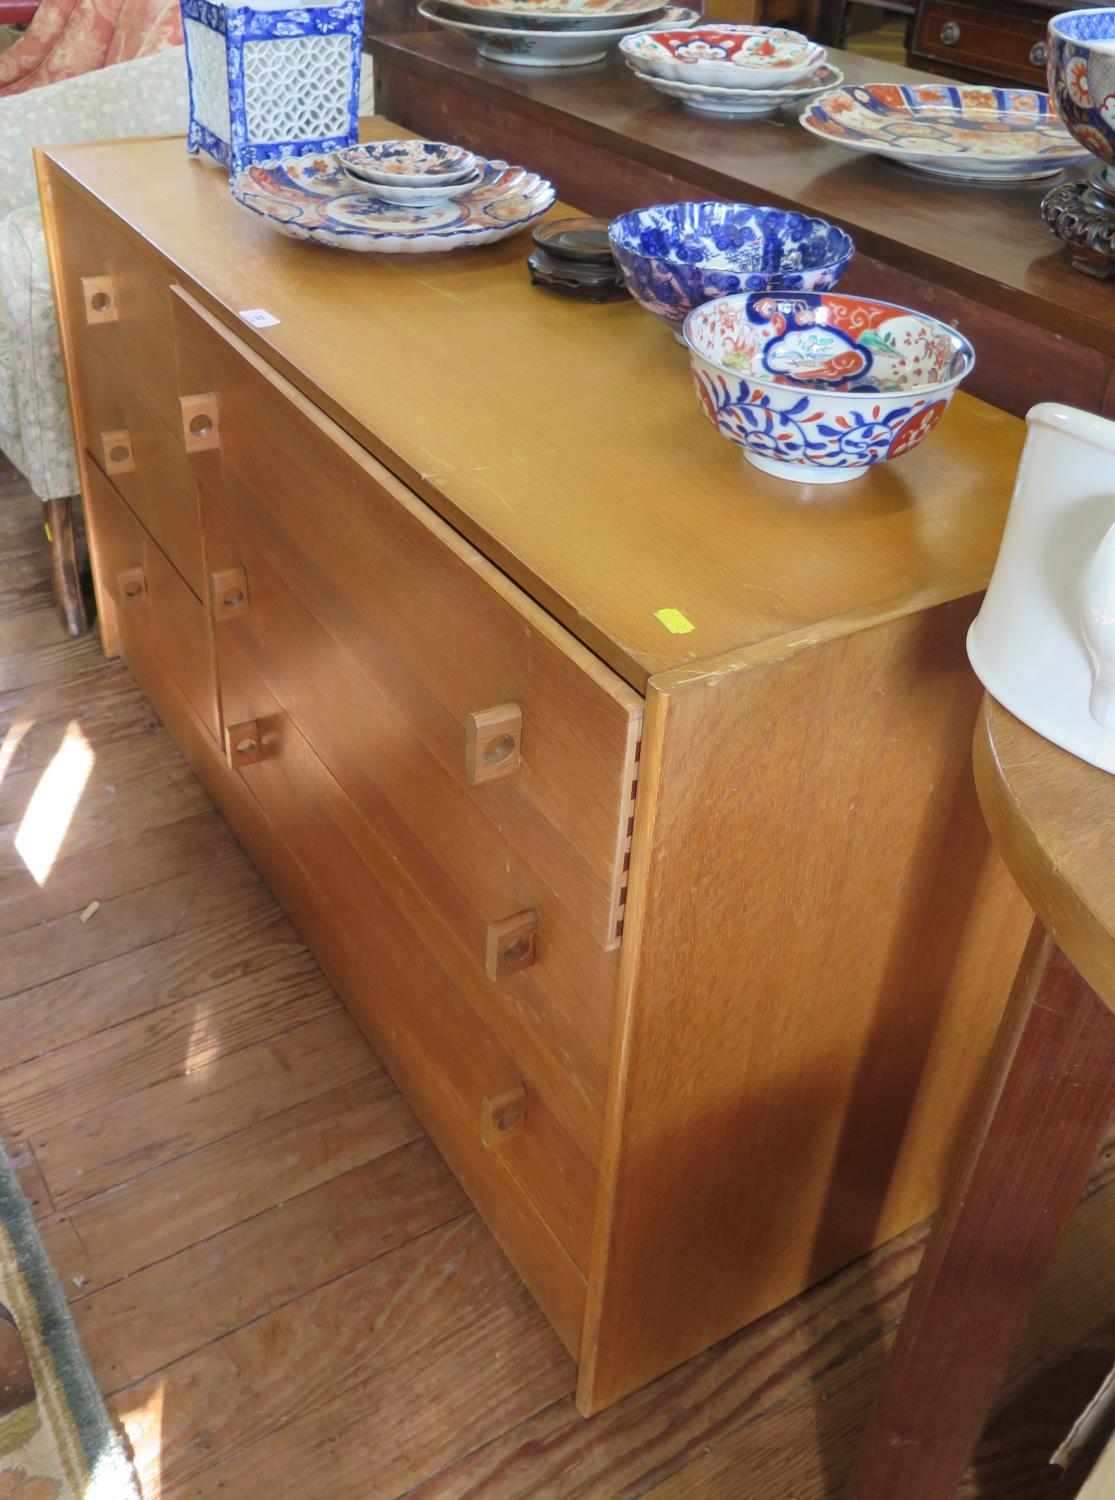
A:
608 200 855 333
683 290 975 485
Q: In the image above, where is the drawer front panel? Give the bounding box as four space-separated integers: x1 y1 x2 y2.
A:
202 472 614 1157
911 2 1048 84
50 177 180 434
170 290 643 954
74 342 205 597
216 627 598 1272
83 463 219 739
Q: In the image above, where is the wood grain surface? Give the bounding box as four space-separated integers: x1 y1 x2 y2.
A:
43 134 1025 690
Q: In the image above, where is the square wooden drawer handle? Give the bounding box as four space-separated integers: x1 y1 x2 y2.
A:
115 566 146 607
101 429 135 476
225 719 264 769
486 910 537 980
81 275 118 324
481 1084 527 1147
212 566 250 621
180 393 220 453
467 703 522 784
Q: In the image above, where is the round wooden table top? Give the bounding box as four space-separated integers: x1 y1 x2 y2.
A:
974 693 1115 1012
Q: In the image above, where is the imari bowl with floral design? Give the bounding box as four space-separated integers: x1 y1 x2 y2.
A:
683 291 975 486
1048 9 1115 171
609 201 854 333
619 25 824 88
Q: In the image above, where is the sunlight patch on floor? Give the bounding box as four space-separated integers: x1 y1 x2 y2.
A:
13 722 94 885
0 721 30 789
110 1381 164 1500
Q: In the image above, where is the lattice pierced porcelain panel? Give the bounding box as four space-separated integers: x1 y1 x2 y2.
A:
181 0 362 172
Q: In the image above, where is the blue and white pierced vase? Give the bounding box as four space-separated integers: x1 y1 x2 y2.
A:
181 0 364 174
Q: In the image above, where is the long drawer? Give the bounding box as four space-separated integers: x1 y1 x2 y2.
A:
74 341 205 598
216 626 600 1272
169 288 644 956
83 463 219 740
49 175 181 434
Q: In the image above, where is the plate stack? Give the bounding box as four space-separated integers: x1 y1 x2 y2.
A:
620 23 839 118
417 0 698 68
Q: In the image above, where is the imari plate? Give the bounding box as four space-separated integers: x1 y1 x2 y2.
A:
800 84 1091 182
230 154 556 252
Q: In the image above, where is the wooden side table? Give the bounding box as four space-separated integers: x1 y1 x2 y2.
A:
852 694 1115 1499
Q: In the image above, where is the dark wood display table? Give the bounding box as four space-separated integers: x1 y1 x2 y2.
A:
372 30 1115 419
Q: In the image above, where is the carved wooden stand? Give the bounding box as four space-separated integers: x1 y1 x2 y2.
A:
1042 167 1115 280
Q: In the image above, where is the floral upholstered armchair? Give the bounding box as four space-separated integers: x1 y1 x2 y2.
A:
0 45 187 631
0 0 181 96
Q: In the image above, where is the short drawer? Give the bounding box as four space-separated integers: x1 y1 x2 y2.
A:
83 463 219 740
74 342 205 597
171 288 643 955
202 471 614 1159
50 176 181 434
216 626 599 1272
911 1 1049 84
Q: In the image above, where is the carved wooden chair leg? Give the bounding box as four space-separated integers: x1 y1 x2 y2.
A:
44 495 91 636
850 923 1115 1500
0 1302 34 1419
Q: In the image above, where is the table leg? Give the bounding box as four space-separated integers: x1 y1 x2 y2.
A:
44 495 90 637
851 921 1115 1500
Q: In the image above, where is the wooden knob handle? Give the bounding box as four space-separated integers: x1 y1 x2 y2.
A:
486 910 538 980
179 393 221 453
81 275 118 324
481 1084 527 1147
211 566 250 621
100 429 135 476
225 719 265 769
115 566 147 607
467 703 523 784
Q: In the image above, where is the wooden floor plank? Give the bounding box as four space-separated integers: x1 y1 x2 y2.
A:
0 895 303 1069
0 950 335 1137
72 1138 468 1392
0 856 260 1000
0 809 240 939
34 1009 379 1208
58 1075 421 1293
114 1215 543 1497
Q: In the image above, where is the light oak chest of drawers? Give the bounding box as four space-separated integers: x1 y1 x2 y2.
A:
40 126 1032 1414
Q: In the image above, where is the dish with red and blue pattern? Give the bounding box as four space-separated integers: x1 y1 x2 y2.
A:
683 290 975 486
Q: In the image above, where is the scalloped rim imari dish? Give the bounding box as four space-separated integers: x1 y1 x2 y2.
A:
418 0 697 65
230 154 556 252
436 0 664 29
619 25 824 88
800 83 1090 180
625 59 843 115
683 291 975 484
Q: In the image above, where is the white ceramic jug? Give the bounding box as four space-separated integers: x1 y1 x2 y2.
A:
967 402 1115 774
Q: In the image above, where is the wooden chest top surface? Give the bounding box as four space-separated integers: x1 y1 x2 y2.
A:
46 127 1023 689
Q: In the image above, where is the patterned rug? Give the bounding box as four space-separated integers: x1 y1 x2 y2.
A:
0 1143 141 1500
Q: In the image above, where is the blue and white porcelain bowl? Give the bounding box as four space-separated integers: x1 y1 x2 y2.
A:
608 201 855 333
1048 9 1115 168
683 290 975 485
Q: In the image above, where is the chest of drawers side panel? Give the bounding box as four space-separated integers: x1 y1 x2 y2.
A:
577 598 1035 1414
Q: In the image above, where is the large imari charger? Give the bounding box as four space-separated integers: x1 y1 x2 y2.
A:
181 0 363 173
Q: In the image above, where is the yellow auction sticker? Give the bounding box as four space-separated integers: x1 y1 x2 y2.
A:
654 607 695 636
